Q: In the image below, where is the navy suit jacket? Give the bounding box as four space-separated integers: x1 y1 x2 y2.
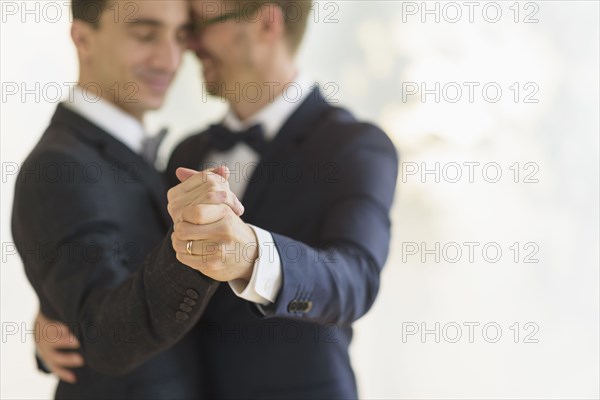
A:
166 89 399 399
12 104 219 399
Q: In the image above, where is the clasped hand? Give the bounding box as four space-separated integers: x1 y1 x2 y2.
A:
167 167 258 282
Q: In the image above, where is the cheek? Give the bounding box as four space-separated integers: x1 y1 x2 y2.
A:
94 38 142 79
233 33 259 68
117 44 151 76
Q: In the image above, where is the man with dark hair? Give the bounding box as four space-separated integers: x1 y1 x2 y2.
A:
71 0 109 25
12 1 240 398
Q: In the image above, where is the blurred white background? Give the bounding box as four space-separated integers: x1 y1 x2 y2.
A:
1 1 599 398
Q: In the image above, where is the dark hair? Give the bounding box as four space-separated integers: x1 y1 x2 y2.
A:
72 0 109 26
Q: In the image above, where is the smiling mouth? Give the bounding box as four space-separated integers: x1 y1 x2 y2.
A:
142 76 173 93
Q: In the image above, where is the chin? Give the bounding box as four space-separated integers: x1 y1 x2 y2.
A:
146 99 166 111
139 91 167 111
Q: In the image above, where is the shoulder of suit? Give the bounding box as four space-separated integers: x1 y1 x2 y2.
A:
310 104 396 153
24 123 96 168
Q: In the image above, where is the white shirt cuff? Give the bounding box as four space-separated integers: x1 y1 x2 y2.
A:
228 224 282 305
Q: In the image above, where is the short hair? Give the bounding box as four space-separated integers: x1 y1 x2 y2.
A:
225 0 312 54
72 0 110 26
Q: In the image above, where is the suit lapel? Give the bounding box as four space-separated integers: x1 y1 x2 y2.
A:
191 134 215 172
168 89 333 222
101 138 171 230
241 89 332 218
52 104 171 230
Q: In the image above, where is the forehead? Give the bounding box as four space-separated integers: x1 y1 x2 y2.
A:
189 0 229 17
106 0 190 24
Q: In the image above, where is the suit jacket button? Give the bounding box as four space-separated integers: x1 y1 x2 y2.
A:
287 301 298 313
185 289 199 299
175 311 189 321
304 301 313 313
183 297 197 306
179 303 193 313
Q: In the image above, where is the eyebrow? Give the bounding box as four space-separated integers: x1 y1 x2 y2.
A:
125 19 194 30
125 19 163 27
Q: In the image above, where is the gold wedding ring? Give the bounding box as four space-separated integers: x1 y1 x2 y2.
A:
186 240 194 256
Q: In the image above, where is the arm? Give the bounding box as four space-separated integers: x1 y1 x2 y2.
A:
12 151 225 375
260 127 399 324
170 126 398 326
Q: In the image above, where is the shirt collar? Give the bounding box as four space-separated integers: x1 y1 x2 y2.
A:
63 86 148 154
222 73 315 140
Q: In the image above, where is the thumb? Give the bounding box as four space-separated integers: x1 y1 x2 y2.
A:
175 167 198 183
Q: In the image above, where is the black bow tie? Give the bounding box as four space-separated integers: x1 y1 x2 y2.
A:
209 123 267 155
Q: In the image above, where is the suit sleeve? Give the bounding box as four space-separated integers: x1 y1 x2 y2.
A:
35 353 51 374
260 125 399 325
12 150 219 375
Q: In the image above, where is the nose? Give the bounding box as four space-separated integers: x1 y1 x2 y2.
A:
151 37 183 73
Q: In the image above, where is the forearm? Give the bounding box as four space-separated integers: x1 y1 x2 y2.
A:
40 234 218 375
261 233 382 326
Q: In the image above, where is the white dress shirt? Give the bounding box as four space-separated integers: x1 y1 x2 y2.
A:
205 74 316 306
63 86 149 153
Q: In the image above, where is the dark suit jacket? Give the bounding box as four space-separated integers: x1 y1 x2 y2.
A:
166 89 399 399
11 104 218 399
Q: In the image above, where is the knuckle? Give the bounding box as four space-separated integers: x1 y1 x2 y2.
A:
205 174 218 185
217 172 227 183
173 223 184 237
167 188 175 202
205 192 218 203
180 224 192 238
201 169 212 178
211 181 224 193
209 191 226 203
194 205 207 224
221 190 232 203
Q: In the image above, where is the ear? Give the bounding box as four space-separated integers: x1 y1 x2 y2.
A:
256 3 285 46
71 20 94 63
